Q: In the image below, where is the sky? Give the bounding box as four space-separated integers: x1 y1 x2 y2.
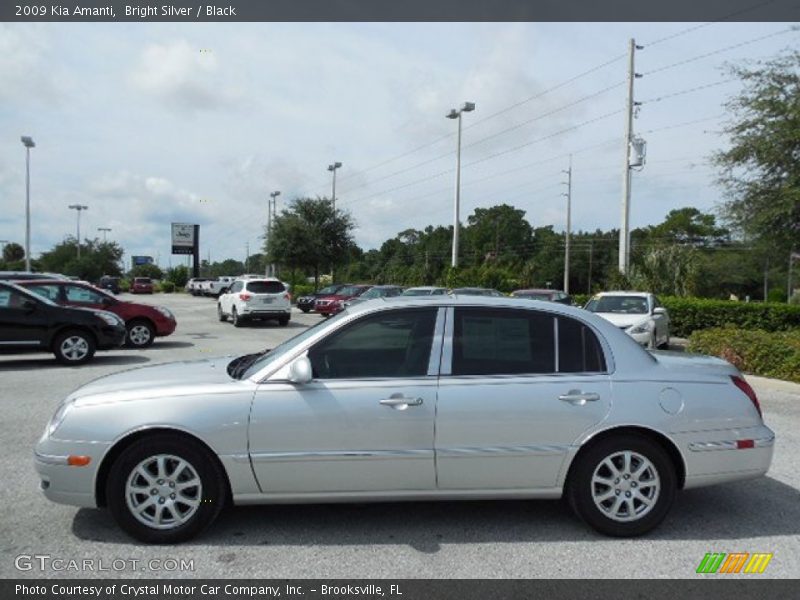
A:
0 21 797 269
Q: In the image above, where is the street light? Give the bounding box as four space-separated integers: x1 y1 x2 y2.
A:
267 190 280 277
98 227 111 243
20 136 35 271
68 204 89 258
327 162 342 212
446 102 475 268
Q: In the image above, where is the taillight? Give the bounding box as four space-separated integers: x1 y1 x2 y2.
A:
731 375 762 418
239 293 252 301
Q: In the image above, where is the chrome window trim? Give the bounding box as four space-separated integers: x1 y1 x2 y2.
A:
426 307 446 377
249 449 434 463
553 315 559 373
440 306 454 376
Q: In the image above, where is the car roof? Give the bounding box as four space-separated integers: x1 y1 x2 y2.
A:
405 286 445 290
514 289 559 294
592 291 652 297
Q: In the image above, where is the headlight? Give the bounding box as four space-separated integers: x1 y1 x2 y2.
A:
47 400 73 437
94 311 123 326
628 323 651 335
154 306 174 319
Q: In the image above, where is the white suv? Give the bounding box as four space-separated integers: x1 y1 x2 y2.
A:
584 291 670 349
218 278 291 327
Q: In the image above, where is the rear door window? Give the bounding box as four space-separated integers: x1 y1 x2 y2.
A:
453 308 555 375
557 316 606 373
246 281 286 294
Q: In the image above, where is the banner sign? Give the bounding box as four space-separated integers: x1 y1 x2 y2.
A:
171 223 196 255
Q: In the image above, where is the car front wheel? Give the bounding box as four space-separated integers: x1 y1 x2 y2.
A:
217 304 227 322
567 434 676 537
53 330 96 365
126 320 155 348
106 434 227 543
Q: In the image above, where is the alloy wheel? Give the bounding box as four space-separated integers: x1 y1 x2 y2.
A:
60 336 90 361
590 450 660 523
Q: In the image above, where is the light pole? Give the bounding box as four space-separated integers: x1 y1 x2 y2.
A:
21 136 35 271
268 190 280 277
98 227 111 243
562 155 572 294
327 162 342 212
68 204 89 258
446 102 475 268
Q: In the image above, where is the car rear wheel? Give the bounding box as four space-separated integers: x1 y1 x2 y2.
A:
300 307 310 313
126 320 155 348
567 434 676 537
231 307 244 327
53 330 96 365
217 304 227 322
106 434 226 543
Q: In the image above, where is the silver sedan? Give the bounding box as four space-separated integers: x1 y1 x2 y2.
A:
35 296 774 543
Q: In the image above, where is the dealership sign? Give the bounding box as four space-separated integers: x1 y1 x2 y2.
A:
171 223 196 255
131 255 154 267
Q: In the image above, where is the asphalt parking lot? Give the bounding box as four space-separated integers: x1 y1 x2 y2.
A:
1 292 798 579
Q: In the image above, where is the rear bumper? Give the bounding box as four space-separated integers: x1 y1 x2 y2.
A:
315 304 342 315
297 299 316 311
241 306 291 317
677 425 775 489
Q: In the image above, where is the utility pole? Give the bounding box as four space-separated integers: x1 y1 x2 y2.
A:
327 163 342 212
21 136 35 271
268 190 280 277
446 102 476 268
619 38 643 276
245 242 250 273
97 227 111 242
68 204 88 259
562 155 572 293
587 240 594 294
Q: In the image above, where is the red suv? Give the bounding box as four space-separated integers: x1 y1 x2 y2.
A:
131 277 154 294
314 284 371 317
16 280 177 348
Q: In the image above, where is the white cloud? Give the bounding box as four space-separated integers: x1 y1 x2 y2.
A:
129 39 241 111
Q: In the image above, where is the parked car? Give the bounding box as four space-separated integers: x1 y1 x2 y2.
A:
512 289 572 305
205 276 236 298
0 271 68 281
451 287 504 297
17 280 176 348
296 284 347 313
98 276 121 294
185 278 211 296
131 277 154 294
34 295 773 542
402 286 448 296
343 285 404 308
584 291 670 349
314 284 371 317
217 278 291 327
0 281 125 364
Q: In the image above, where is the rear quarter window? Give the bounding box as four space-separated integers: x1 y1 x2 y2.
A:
246 281 286 294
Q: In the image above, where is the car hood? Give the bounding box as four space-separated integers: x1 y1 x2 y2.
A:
66 356 247 406
591 312 650 329
651 350 739 376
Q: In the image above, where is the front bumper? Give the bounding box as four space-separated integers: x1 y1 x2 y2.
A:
625 330 651 345
154 317 177 337
315 304 342 315
297 298 316 311
96 325 127 349
34 434 111 508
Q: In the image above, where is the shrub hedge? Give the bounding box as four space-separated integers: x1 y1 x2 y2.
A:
688 327 800 384
661 297 800 337
161 281 175 293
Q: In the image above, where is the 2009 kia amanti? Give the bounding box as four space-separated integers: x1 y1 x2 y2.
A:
35 296 774 543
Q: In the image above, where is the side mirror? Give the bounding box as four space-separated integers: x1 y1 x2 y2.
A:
288 355 313 384
653 307 666 315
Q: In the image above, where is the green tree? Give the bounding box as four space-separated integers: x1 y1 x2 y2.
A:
165 265 190 288
646 207 730 245
714 49 800 252
3 242 25 263
465 204 533 265
129 263 164 279
266 197 355 289
39 238 124 281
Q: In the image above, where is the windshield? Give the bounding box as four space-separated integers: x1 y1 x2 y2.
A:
338 285 366 297
585 295 649 314
318 285 342 295
515 292 551 300
360 288 385 299
239 311 348 379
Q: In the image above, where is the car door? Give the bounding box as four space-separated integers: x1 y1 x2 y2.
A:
248 307 442 494
0 287 50 346
222 281 242 314
435 307 612 490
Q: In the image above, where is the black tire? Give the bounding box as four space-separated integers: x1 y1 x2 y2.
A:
278 316 290 327
106 433 227 544
231 307 244 327
126 319 155 348
300 307 310 313
566 434 676 537
658 334 671 350
217 304 227 322
52 329 96 365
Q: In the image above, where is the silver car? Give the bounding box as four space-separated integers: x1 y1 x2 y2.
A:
35 296 774 543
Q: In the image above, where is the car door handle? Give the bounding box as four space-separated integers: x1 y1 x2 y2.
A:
558 390 600 405
379 394 424 410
